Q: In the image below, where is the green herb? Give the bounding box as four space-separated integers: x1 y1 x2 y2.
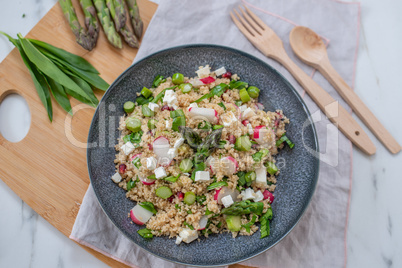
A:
139 202 157 214
242 215 257 233
237 171 246 186
207 181 228 191
151 86 176 104
132 156 142 169
147 174 156 180
245 171 256 186
126 177 139 191
216 221 222 228
235 100 242 107
123 130 143 146
205 207 213 215
191 162 206 181
229 80 248 89
217 140 226 148
218 102 226 110
221 200 264 216
187 210 192 214
194 83 229 103
165 174 180 183
137 228 153 239
196 195 206 205
136 96 152 105
172 116 186 131
252 149 269 163
22 13 26 18
276 134 295 149
170 109 185 118
183 222 194 230
198 120 212 130
175 204 181 211
152 75 166 87
260 208 273 238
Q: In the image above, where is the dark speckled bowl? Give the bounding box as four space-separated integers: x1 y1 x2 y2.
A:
87 45 319 266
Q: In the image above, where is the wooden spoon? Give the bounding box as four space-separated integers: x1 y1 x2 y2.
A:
290 26 401 154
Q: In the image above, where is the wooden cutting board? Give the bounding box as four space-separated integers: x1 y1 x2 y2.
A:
0 1 250 267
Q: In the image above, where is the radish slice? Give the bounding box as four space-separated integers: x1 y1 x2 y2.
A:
153 136 172 166
140 176 156 185
130 204 154 225
129 153 142 162
214 188 221 201
225 103 241 120
200 76 215 84
220 156 238 175
216 186 240 204
256 103 264 110
188 107 218 124
255 166 267 184
198 215 209 230
263 190 275 203
253 125 275 145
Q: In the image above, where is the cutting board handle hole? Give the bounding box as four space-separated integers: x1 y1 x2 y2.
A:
0 91 31 143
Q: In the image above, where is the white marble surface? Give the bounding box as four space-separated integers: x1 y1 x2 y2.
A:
0 0 401 267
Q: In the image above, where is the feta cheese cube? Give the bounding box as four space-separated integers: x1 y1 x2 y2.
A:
146 157 157 170
165 120 171 129
167 148 177 159
194 171 210 182
221 195 234 208
179 228 198 243
120 142 135 155
242 107 256 119
148 102 159 112
221 111 238 127
195 65 211 78
253 190 264 202
247 123 254 135
241 188 256 200
213 67 227 76
154 167 167 179
240 105 248 112
174 138 185 149
175 236 183 245
111 172 122 183
163 90 178 106
255 166 267 184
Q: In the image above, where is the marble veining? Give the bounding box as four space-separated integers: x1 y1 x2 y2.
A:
0 0 401 267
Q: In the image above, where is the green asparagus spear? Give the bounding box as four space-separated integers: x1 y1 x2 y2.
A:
126 0 143 39
79 0 99 44
107 0 139 48
93 0 122 49
106 0 126 31
58 0 94 51
220 200 264 216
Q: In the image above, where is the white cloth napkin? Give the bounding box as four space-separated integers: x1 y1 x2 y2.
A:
71 0 361 267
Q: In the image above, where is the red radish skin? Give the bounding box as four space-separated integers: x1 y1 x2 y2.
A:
119 164 126 174
200 76 216 84
242 120 249 126
130 205 154 225
263 190 275 203
222 71 232 79
148 143 153 150
216 187 239 204
130 210 144 225
256 103 264 110
214 188 221 201
140 177 156 185
253 126 265 139
221 156 238 175
188 107 219 124
129 153 142 162
153 136 172 166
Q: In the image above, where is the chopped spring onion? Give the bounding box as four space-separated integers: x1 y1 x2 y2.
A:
229 80 248 89
139 202 157 214
252 149 269 163
183 222 194 230
147 119 158 129
137 228 153 239
235 100 242 107
276 134 295 149
155 186 173 199
218 102 226 110
213 125 224 130
245 171 256 186
172 73 184 84
132 157 141 169
175 204 181 211
142 104 154 117
207 181 228 191
151 86 176 104
136 96 153 105
126 118 142 132
187 210 192 214
239 88 251 102
152 75 166 87
235 135 252 151
141 87 153 98
217 140 227 148
123 130 143 145
147 174 156 180
266 162 278 175
237 171 246 186
179 159 193 173
196 195 206 205
170 109 185 118
123 101 135 113
194 83 229 103
247 86 260 98
179 83 192 93
165 174 180 183
242 214 257 233
205 207 213 215
183 191 196 205
126 177 139 191
198 120 212 130
172 116 186 131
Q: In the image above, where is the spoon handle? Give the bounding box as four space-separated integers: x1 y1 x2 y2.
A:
272 51 376 155
319 59 401 154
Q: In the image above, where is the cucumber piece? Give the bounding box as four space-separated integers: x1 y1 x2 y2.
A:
179 159 193 172
155 186 173 199
225 215 241 232
183 191 196 205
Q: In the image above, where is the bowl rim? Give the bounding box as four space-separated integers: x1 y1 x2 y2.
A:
87 44 320 267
